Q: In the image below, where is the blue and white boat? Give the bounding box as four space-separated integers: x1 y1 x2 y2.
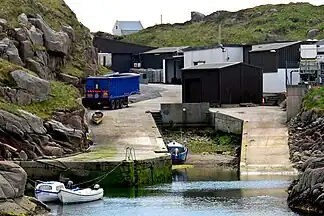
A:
35 181 66 203
167 141 188 164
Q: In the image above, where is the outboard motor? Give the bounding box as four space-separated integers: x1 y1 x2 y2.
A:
66 180 73 189
94 184 100 190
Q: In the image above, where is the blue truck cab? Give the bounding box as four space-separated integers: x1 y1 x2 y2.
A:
82 73 140 109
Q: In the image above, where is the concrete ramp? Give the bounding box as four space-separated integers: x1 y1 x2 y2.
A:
210 107 297 176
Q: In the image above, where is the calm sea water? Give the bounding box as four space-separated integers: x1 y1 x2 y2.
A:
47 168 300 216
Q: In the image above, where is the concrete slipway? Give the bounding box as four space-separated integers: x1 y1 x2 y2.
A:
210 106 298 177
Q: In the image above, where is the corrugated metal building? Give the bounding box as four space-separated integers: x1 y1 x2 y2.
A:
137 46 188 84
249 41 304 93
93 37 155 73
182 62 263 105
183 44 252 68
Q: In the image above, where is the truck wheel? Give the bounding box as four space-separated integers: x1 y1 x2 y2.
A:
116 99 121 109
111 100 116 110
124 97 129 107
118 99 123 109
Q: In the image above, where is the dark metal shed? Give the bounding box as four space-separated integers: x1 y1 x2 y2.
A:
249 41 302 72
182 62 263 105
93 37 155 72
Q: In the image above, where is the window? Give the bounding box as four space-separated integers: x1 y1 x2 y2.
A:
193 61 205 66
56 185 65 191
39 185 52 191
116 26 118 29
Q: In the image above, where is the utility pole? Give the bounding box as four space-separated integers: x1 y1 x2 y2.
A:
161 14 163 24
218 22 222 44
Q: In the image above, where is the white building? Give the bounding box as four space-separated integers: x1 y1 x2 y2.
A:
112 21 144 36
183 45 250 68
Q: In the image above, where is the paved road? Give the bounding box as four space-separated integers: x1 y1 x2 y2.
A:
82 84 182 161
210 106 297 175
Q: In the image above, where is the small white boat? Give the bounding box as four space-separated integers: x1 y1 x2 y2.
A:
35 181 66 203
58 184 104 204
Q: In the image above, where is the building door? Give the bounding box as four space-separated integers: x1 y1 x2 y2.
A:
185 78 202 102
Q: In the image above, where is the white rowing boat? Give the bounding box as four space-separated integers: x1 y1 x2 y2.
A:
58 184 104 204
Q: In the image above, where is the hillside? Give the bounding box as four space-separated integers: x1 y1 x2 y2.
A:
123 2 324 47
0 0 99 163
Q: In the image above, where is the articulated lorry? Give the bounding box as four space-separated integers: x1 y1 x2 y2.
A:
82 73 140 109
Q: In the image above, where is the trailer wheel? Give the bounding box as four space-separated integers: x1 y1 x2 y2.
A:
124 97 129 107
110 100 116 110
116 99 121 109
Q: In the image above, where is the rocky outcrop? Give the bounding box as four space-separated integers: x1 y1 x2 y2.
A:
29 15 70 55
10 70 51 102
0 108 88 161
191 11 205 22
0 161 50 215
287 110 324 214
308 29 320 39
0 38 24 66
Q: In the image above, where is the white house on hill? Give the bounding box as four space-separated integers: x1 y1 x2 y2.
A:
112 21 144 36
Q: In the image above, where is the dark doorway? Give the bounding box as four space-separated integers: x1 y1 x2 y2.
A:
111 54 132 72
185 78 202 102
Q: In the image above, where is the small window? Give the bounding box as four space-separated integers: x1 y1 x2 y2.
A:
193 61 205 66
39 185 52 191
116 26 118 29
56 185 64 191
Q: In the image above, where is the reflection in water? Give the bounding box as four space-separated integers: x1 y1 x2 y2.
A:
47 168 299 216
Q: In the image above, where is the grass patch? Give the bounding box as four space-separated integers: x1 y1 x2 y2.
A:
172 164 194 170
69 146 117 161
61 62 84 78
98 65 113 75
0 81 81 119
161 127 241 154
302 86 324 111
123 2 324 46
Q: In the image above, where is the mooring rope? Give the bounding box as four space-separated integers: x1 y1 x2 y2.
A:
72 161 125 188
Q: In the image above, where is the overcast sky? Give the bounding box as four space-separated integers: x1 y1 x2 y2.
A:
64 0 323 33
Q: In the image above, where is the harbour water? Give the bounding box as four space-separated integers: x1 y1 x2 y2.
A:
47 168 299 216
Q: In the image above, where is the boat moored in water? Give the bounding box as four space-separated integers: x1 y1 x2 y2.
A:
35 181 66 203
58 184 104 204
166 141 188 164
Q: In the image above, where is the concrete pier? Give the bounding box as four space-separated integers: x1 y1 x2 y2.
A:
210 106 297 176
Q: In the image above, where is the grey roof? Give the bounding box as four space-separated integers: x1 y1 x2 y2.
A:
316 40 324 46
250 41 301 52
142 46 189 54
183 44 250 52
182 62 241 70
116 21 143 31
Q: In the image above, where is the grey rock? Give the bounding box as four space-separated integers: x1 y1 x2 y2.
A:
27 25 44 46
29 17 70 55
62 25 75 41
0 161 27 199
11 70 51 102
14 28 28 42
5 39 24 66
5 123 24 138
45 120 84 147
0 18 7 27
20 40 34 60
48 54 64 71
0 110 32 134
308 29 320 39
0 86 33 105
0 25 3 33
84 46 99 76
18 13 30 27
270 8 279 12
191 11 205 22
25 58 52 80
35 50 48 66
58 73 79 86
19 150 28 161
43 145 64 157
19 110 46 134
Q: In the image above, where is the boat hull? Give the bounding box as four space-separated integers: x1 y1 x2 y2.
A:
58 188 104 204
171 149 188 164
35 190 59 203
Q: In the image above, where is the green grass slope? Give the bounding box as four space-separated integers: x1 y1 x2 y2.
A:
0 0 93 77
123 2 324 47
